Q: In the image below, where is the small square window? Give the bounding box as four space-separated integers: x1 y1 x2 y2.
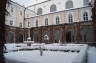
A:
10 20 13 25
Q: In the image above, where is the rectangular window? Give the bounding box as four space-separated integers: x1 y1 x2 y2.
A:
10 20 13 25
45 18 48 26
20 23 22 28
28 22 30 27
20 11 22 16
11 7 13 12
36 20 38 27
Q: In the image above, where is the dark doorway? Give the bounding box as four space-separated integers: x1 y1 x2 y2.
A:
19 35 23 43
66 31 71 42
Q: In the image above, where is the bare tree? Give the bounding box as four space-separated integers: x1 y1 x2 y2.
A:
92 0 96 42
0 0 7 63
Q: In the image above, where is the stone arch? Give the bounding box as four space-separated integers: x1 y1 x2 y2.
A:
42 31 50 43
33 31 39 42
54 30 62 43
6 31 14 43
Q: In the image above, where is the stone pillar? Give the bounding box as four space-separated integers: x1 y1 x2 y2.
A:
75 23 81 43
92 0 96 42
62 25 66 43
50 26 54 43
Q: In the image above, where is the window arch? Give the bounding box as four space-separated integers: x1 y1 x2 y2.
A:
83 0 89 5
37 8 42 15
50 4 57 12
45 18 48 26
36 20 38 27
83 12 88 21
56 16 60 24
66 0 73 9
68 14 73 23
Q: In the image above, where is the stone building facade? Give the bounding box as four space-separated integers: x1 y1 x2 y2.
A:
24 0 95 43
5 1 35 43
5 0 96 43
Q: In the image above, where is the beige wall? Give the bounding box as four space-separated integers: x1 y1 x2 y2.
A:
26 6 92 28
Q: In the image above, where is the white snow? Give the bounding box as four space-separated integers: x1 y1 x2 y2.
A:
4 51 79 63
4 43 96 63
88 46 96 63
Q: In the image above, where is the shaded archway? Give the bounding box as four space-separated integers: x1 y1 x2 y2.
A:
33 31 39 42
18 34 23 43
54 30 62 43
6 31 14 43
66 31 72 42
42 31 50 44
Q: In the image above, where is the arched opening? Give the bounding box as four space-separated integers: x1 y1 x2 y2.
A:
50 4 57 12
37 8 43 15
83 12 88 21
68 13 73 23
66 0 73 9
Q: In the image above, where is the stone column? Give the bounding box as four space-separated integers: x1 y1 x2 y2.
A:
75 23 81 43
62 25 66 43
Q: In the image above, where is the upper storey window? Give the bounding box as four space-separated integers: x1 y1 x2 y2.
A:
83 0 89 5
37 8 42 15
56 16 60 24
36 20 38 27
66 0 73 9
83 12 88 21
45 18 48 26
50 4 57 12
68 14 73 23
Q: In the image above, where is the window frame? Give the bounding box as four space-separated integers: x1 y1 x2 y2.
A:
36 20 38 27
83 12 88 21
37 8 43 15
45 18 48 26
65 0 73 9
68 14 73 23
50 4 57 12
56 16 60 24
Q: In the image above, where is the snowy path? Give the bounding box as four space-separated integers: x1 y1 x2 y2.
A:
4 51 79 63
87 46 96 63
5 43 94 63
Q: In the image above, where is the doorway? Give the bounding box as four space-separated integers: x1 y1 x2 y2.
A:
66 31 71 42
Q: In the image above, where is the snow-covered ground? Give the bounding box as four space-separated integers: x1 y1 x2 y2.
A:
4 43 96 63
5 51 79 63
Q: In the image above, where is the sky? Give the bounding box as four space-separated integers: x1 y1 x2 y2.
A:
12 0 47 7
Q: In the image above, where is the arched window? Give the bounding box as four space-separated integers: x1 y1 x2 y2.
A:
37 8 42 15
56 16 59 24
50 4 57 12
45 18 48 26
83 12 88 21
66 0 73 9
68 14 73 23
36 20 38 27
83 0 89 5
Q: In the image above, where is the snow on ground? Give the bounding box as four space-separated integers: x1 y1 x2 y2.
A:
88 46 96 63
4 50 79 63
4 43 96 63
5 43 88 52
